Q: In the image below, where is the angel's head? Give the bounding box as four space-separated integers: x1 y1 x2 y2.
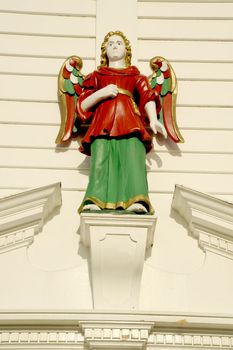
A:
100 31 132 67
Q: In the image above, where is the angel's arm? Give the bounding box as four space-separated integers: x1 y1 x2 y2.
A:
81 84 118 112
145 101 167 138
135 75 167 138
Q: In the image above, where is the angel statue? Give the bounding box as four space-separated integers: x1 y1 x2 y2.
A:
56 30 184 214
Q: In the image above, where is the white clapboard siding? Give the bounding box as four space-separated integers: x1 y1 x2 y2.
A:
0 168 232 194
1 74 232 106
0 56 95 76
138 19 233 40
177 107 233 129
0 101 60 125
177 80 233 106
0 0 96 16
0 2 96 201
0 101 232 130
139 0 233 2
138 2 233 19
0 35 95 58
147 152 233 173
0 13 95 37
0 148 88 169
136 0 233 206
0 0 232 209
138 40 233 62
0 148 233 174
138 61 233 81
0 125 232 154
0 75 57 102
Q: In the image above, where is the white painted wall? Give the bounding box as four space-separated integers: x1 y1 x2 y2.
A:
0 0 96 309
0 0 232 316
137 0 233 313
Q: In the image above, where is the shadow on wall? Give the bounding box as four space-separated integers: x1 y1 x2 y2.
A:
146 133 182 170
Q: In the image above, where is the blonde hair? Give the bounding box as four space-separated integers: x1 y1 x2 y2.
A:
100 31 132 67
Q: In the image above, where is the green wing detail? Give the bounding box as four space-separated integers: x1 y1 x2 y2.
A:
149 56 184 143
55 56 84 144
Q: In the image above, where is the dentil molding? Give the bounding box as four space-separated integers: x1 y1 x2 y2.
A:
0 328 233 349
80 212 157 310
0 183 62 254
0 312 233 349
172 185 233 260
80 320 154 350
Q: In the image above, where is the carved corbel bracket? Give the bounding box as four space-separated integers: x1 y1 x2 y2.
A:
172 185 233 259
80 212 157 310
0 183 62 254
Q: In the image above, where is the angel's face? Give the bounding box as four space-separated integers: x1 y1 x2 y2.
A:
106 35 126 62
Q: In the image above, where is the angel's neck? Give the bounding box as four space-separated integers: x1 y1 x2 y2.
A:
108 59 126 69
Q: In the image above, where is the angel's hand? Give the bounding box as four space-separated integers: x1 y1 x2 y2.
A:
150 120 167 139
97 84 118 99
81 84 118 112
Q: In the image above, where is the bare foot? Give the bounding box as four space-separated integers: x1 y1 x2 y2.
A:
127 203 147 214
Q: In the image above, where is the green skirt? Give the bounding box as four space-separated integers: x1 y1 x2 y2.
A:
78 137 154 213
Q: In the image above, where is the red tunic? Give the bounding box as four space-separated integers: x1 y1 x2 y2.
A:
77 65 160 155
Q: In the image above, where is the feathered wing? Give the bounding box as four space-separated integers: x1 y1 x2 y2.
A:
149 56 184 143
55 56 84 144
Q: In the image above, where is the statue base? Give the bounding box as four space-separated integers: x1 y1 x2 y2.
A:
80 211 157 310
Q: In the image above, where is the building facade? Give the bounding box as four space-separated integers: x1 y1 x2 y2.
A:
0 0 233 348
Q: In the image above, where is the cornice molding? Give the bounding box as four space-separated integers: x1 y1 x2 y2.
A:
0 310 233 328
0 328 232 349
172 185 233 259
0 183 62 253
0 312 233 349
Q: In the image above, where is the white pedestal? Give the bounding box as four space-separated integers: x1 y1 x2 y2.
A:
80 213 157 310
